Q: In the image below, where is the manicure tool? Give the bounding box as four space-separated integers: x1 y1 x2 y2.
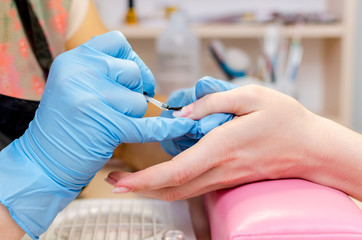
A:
143 93 183 111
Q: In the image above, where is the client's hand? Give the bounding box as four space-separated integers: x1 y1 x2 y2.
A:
107 85 362 202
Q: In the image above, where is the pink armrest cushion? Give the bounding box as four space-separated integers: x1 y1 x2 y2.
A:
204 179 362 240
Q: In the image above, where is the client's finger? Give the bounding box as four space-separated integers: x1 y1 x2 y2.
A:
175 85 272 120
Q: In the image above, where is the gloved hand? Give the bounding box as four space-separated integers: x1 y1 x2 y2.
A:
161 76 237 156
0 31 194 239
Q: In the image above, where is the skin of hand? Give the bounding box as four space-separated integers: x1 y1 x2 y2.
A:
106 85 362 201
0 204 24 240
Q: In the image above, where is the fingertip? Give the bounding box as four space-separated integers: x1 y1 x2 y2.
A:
104 177 117 186
107 89 147 118
172 104 193 118
172 110 183 118
110 59 143 92
141 68 155 97
113 172 145 192
107 171 134 193
127 51 155 97
173 102 205 120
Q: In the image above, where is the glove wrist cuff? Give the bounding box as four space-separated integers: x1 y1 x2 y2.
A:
0 141 79 239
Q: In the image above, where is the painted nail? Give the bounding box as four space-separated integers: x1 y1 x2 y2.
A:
112 186 132 194
173 105 192 118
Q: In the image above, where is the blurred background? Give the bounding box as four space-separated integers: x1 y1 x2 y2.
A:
93 0 362 132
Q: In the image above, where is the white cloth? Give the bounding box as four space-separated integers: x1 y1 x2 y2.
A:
65 0 90 41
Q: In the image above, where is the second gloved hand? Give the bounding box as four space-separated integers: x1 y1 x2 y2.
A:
0 31 195 239
161 76 237 156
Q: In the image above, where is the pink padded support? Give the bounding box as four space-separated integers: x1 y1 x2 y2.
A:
204 179 362 240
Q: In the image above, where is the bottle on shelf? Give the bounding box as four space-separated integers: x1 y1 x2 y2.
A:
125 0 137 25
156 10 200 95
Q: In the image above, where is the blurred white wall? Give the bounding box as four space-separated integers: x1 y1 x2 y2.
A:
94 0 327 29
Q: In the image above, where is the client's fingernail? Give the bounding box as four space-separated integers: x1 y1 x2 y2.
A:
173 105 192 118
112 186 132 194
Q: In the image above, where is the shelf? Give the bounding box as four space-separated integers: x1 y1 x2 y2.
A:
119 23 343 39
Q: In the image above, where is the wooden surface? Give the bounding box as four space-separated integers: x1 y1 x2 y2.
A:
120 23 343 39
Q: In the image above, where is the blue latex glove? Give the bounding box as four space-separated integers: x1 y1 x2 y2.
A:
161 76 237 156
0 31 195 239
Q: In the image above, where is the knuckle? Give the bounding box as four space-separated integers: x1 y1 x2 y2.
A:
172 169 190 186
197 76 214 86
243 84 264 97
113 30 126 41
52 51 72 70
160 189 185 202
123 60 141 80
236 84 266 107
